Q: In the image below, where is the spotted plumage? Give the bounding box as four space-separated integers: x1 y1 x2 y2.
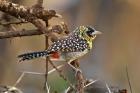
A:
18 26 101 62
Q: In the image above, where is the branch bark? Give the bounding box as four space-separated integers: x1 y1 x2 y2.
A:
0 0 57 22
0 0 60 35
71 60 85 93
0 24 64 39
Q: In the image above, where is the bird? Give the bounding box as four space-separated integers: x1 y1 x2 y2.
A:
18 26 101 66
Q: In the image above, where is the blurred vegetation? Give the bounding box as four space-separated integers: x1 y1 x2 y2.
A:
0 0 140 93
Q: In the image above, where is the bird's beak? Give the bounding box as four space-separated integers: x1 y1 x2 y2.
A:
90 30 102 39
94 30 102 35
91 31 102 38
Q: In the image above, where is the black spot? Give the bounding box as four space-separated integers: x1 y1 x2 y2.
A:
86 26 95 37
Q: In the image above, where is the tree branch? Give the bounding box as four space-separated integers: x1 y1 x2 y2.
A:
0 0 57 22
72 60 85 93
0 24 66 39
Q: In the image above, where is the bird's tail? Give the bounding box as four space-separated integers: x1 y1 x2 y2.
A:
18 51 49 62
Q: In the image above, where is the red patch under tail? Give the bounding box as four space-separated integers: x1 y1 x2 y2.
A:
50 52 60 59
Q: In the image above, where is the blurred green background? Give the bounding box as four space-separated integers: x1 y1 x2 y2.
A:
0 0 140 92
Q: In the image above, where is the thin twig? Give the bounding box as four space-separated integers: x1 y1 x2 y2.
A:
21 65 64 75
65 79 98 93
13 72 25 87
44 12 49 89
105 82 112 93
46 81 50 93
0 25 64 39
48 64 64 74
20 71 45 75
0 21 28 26
84 79 98 88
44 36 49 90
0 29 42 39
126 65 133 93
65 87 70 93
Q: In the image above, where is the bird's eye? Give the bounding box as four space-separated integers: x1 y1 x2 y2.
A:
86 27 95 37
86 30 93 37
87 27 95 33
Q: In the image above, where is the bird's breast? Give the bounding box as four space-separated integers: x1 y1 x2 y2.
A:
63 49 89 62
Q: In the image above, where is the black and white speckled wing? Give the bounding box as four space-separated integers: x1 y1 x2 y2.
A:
46 34 90 54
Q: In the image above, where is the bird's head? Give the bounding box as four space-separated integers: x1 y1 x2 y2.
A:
78 26 102 41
